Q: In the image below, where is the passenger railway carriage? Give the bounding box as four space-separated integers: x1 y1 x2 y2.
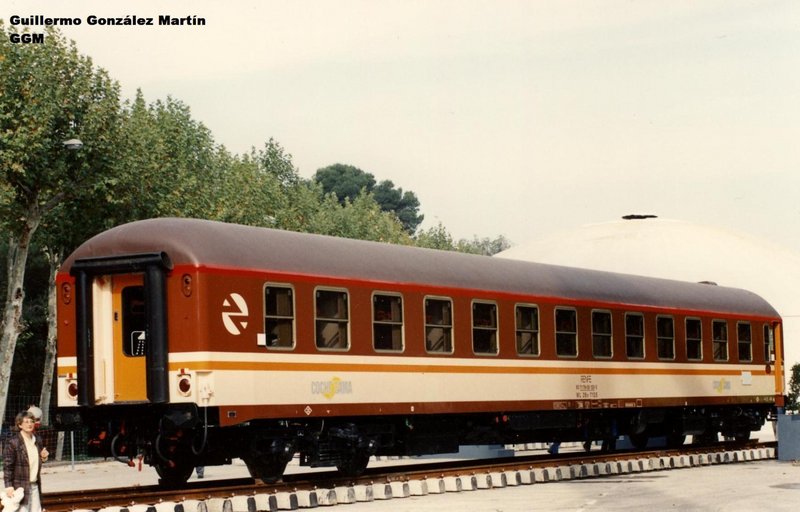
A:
55 218 785 484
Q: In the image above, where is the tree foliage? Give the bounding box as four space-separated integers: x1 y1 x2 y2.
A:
112 92 225 221
372 180 424 235
0 26 122 230
787 363 800 412
455 234 512 256
416 223 511 256
313 164 424 233
415 223 455 251
272 181 410 244
313 164 375 202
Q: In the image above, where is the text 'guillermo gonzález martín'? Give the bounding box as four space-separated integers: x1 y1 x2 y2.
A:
7 14 206 43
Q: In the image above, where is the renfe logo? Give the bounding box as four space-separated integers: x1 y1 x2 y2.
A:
222 293 249 335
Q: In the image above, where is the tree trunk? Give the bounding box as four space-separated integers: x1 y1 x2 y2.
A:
0 205 41 427
39 248 62 427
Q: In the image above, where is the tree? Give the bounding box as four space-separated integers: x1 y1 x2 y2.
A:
127 95 224 220
787 363 800 412
313 192 412 244
34 246 58 424
415 222 456 251
455 234 512 256
0 239 49 398
253 138 301 190
0 24 122 425
372 180 424 234
415 223 511 256
273 179 410 244
313 164 423 233
218 139 304 226
313 164 375 204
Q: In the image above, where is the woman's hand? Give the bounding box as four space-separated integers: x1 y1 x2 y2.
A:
5 487 14 498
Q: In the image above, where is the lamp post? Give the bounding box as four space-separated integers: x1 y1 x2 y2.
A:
62 138 83 150
59 136 83 470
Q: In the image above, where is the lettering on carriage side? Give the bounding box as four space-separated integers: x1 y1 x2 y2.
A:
222 293 249 335
575 374 599 399
311 377 353 399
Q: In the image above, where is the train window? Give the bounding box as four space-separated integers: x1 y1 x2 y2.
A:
425 297 453 353
713 320 728 361
122 286 146 357
656 316 675 360
264 285 295 349
625 313 644 359
764 324 775 362
516 305 540 357
472 301 498 355
591 311 612 358
373 293 403 352
738 322 752 362
315 289 349 350
685 318 702 361
555 308 577 357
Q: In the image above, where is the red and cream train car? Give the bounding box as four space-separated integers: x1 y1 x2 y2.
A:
55 218 785 484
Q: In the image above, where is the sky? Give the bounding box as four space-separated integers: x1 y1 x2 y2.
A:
3 0 800 250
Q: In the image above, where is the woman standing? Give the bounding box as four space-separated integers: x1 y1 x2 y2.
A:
4 411 48 512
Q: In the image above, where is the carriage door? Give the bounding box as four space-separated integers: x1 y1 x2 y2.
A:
112 274 148 402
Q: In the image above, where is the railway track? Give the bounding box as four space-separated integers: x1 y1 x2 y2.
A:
42 441 776 511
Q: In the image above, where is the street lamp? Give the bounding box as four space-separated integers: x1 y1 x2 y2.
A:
62 138 83 150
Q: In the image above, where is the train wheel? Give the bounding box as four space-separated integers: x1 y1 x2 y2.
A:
733 431 751 442
692 431 718 445
155 461 194 486
665 432 686 448
336 452 371 477
628 433 648 450
244 456 289 484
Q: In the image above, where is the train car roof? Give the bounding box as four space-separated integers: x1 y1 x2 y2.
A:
62 218 780 319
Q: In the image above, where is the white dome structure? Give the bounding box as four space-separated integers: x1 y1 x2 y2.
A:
496 216 800 377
